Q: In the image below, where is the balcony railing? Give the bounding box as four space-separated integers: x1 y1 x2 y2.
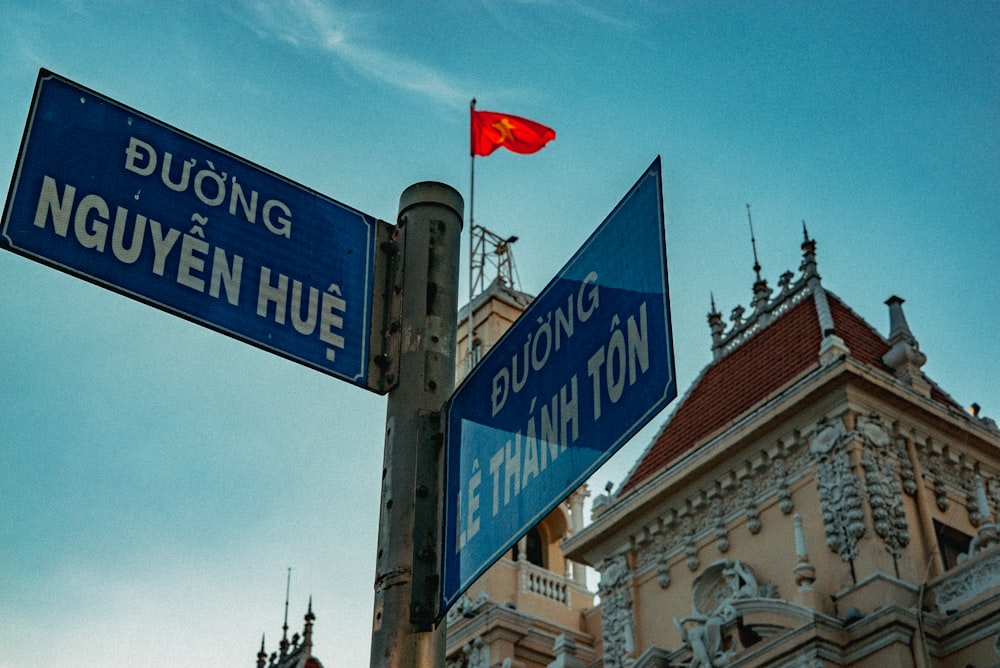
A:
518 560 569 605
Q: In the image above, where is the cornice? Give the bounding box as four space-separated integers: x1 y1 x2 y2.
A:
564 358 849 566
566 353 997 569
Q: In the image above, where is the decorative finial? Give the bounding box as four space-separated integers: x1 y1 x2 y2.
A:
802 220 810 243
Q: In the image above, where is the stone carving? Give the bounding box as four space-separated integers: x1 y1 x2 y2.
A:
674 614 731 668
963 475 1000 557
930 548 1000 611
740 478 762 534
926 451 950 511
812 418 865 561
447 637 488 668
857 414 910 559
445 590 490 625
856 412 891 449
775 462 795 515
683 514 700 572
861 447 910 558
810 417 845 456
674 560 774 668
626 431 811 580
963 471 983 527
657 558 672 589
892 434 918 496
711 495 730 553
599 555 636 668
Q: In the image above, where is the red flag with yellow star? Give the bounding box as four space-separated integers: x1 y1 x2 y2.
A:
471 109 555 157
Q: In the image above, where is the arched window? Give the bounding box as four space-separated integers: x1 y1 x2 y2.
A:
512 526 545 568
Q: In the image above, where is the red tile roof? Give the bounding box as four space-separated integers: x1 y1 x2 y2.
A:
619 289 957 496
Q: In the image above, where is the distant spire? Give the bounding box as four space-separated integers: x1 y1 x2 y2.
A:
280 568 291 657
707 293 725 360
303 596 315 654
256 634 268 668
801 221 819 281
746 203 762 282
746 204 771 315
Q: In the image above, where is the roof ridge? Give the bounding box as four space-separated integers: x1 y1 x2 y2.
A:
620 296 822 495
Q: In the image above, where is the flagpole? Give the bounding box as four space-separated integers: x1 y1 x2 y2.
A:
468 98 476 372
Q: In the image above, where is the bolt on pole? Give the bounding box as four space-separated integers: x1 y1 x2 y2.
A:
371 182 463 668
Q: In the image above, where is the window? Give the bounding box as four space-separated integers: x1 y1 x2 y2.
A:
512 526 545 568
935 520 972 570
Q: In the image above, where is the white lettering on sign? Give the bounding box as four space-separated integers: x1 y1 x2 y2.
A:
256 267 347 362
124 136 292 239
454 277 657 555
30 174 346 365
33 175 244 305
587 303 649 420
490 271 599 417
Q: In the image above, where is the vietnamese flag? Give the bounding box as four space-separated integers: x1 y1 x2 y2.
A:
471 109 556 157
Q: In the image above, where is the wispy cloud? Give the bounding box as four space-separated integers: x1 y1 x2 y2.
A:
236 0 472 110
497 0 636 31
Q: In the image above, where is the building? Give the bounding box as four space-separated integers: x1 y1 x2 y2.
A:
561 231 1000 667
255 599 324 668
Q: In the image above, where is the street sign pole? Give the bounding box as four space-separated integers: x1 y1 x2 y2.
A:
371 182 462 668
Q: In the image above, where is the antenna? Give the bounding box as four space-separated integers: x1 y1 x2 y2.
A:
746 203 761 281
281 567 291 653
470 225 521 296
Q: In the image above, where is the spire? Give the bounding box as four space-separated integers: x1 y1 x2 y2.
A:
280 568 291 658
746 204 762 283
746 204 772 316
707 293 725 360
800 221 818 280
256 634 268 668
799 232 849 365
303 596 315 655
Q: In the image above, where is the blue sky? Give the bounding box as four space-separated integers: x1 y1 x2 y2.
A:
1 2 998 666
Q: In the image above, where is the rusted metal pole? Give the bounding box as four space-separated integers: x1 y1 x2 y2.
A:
371 182 462 668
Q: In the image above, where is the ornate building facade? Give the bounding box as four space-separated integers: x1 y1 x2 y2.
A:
561 232 1000 667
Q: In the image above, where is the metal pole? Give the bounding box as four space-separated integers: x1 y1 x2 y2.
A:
468 99 477 371
371 182 463 668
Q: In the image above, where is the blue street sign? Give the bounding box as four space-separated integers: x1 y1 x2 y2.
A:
443 157 676 612
2 71 378 389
